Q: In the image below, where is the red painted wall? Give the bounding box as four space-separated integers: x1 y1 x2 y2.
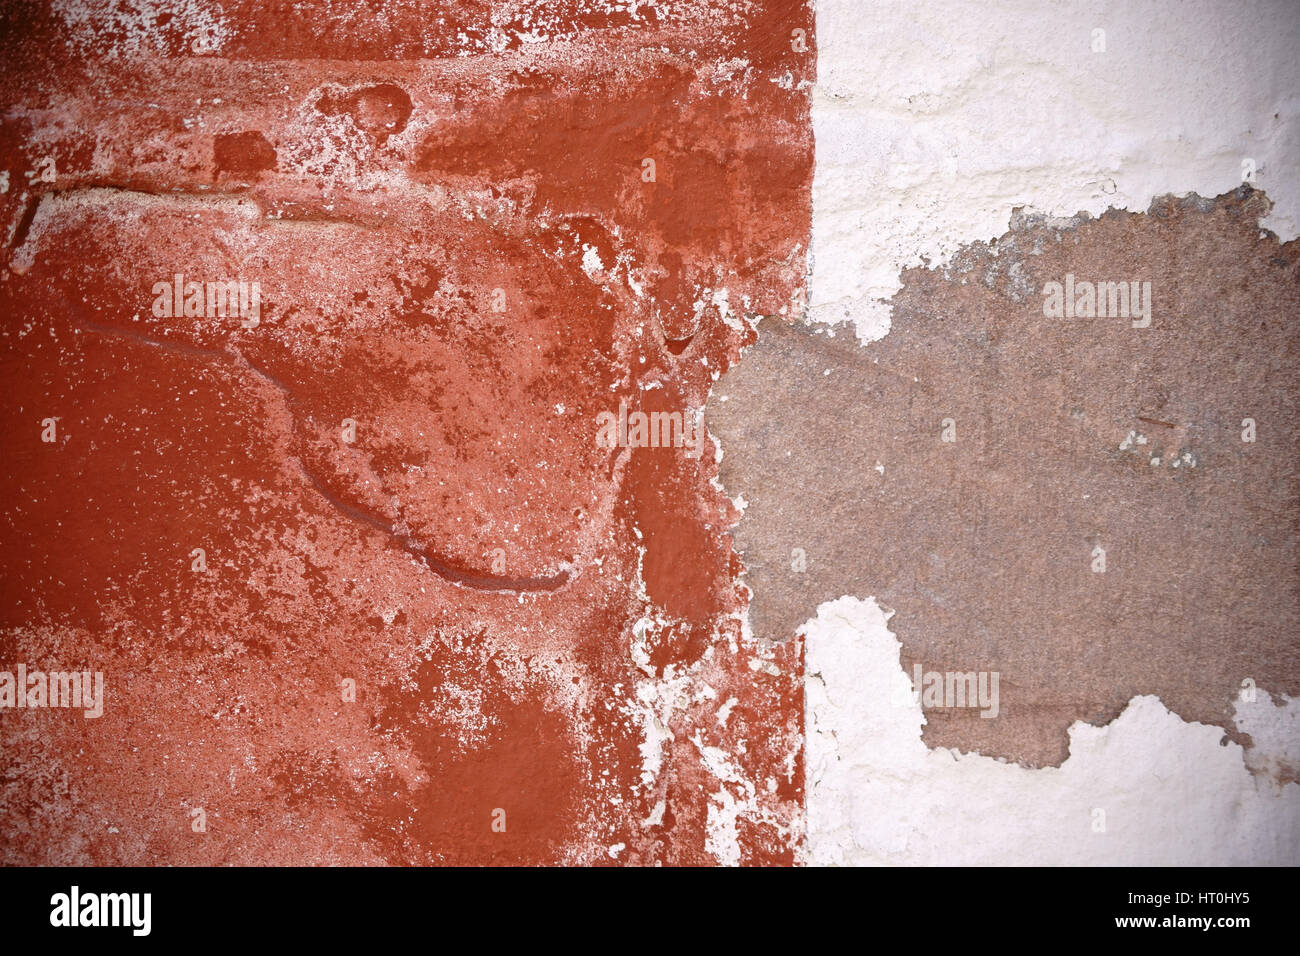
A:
0 0 813 865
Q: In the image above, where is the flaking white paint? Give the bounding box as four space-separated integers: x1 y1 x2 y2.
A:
802 596 1300 865
811 0 1300 342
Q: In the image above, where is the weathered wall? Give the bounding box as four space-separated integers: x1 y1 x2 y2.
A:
1 0 1296 868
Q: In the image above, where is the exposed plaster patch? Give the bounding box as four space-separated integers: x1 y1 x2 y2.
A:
53 0 233 60
713 189 1299 768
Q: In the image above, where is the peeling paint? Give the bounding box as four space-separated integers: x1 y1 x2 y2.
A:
804 595 1300 865
812 0 1300 341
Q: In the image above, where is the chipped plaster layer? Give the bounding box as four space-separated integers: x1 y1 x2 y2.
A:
804 597 1299 866
781 0 1300 863
812 0 1300 341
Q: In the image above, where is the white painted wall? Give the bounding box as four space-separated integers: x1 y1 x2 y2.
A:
804 0 1300 864
811 0 1300 341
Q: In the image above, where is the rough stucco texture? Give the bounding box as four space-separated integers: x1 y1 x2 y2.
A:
803 596 1300 866
713 189 1299 769
0 1 813 865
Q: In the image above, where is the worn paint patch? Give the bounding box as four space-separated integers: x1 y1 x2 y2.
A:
713 189 1299 768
